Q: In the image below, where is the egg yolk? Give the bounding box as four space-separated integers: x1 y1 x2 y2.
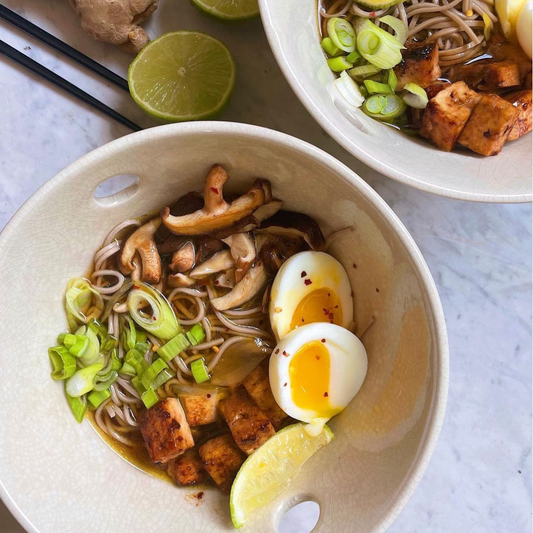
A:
289 340 340 418
290 288 343 331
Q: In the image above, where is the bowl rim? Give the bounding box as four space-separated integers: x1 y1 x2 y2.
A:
0 121 449 533
258 0 532 204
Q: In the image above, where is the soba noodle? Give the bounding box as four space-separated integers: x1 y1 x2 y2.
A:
320 0 498 67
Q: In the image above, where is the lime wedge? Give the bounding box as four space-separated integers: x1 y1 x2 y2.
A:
128 31 236 122
230 423 334 528
191 0 259 21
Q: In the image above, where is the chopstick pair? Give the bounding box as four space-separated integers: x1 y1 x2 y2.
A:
0 4 141 132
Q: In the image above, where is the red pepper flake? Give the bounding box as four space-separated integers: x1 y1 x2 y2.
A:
275 348 280 354
301 318 305 322
257 261 262 267
324 392 329 397
283 350 289 357
210 187 219 194
334 305 339 309
370 10 376 16
315 355 321 360
206 394 211 398
152 316 157 321
284 382 287 387
321 338 326 343
304 279 312 286
352 263 357 269
195 491 204 500
329 313 334 320
376 288 380 293
323 308 329 316
214 280 219 286
328 293 331 297
301 271 307 278
133 285 140 290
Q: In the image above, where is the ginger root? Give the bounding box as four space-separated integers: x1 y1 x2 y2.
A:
69 0 159 53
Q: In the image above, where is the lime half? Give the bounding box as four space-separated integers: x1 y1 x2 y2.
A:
191 0 259 21
230 423 334 528
128 32 236 122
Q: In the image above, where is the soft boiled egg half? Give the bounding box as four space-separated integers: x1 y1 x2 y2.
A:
269 323 368 436
269 251 354 341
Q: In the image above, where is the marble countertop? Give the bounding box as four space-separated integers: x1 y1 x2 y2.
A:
0 1 531 532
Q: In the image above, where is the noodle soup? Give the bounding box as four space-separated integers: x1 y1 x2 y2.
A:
319 0 532 156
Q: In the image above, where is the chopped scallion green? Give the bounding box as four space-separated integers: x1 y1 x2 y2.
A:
66 362 103 397
141 388 159 409
362 94 406 120
66 391 87 423
321 37 341 57
191 358 210 384
355 19 404 69
141 358 169 390
88 389 111 409
186 324 205 346
364 79 393 94
327 56 353 72
49 346 76 380
157 332 190 363
327 17 356 53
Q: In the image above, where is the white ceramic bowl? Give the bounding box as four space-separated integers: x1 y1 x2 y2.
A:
259 0 532 202
0 123 448 533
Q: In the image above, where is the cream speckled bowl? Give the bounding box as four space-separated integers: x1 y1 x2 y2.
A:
0 123 448 533
259 0 532 202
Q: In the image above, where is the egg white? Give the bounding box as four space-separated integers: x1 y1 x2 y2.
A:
269 323 368 435
517 1 533 58
269 251 354 341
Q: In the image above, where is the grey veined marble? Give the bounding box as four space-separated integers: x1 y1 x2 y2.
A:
0 0 531 532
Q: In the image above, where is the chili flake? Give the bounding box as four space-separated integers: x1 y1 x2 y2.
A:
304 279 312 286
301 271 307 278
324 392 329 397
321 338 326 343
210 187 219 194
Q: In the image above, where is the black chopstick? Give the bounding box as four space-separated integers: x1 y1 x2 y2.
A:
0 4 129 92
0 40 141 132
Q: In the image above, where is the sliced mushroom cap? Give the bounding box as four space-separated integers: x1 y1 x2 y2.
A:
258 210 326 251
155 191 204 243
253 199 283 223
214 268 236 289
120 218 162 284
189 250 235 279
161 165 271 235
168 273 196 288
211 262 269 311
169 241 196 273
260 242 284 275
222 233 256 283
196 237 227 264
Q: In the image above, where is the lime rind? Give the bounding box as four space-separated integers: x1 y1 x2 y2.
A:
229 423 334 528
128 31 236 122
190 0 259 21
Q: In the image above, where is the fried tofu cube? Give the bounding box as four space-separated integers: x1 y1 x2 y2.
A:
420 81 481 151
219 388 275 455
487 41 532 85
139 398 194 464
167 449 209 486
394 41 441 91
243 366 288 430
198 434 245 493
458 94 519 156
451 61 520 91
425 81 451 100
180 393 219 427
504 89 533 141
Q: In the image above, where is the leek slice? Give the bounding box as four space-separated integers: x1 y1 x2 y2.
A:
65 278 104 326
355 18 404 69
157 332 190 363
321 37 342 57
88 389 111 409
49 346 76 380
327 56 353 72
403 83 429 109
333 71 365 108
187 324 206 346
362 94 406 120
141 388 159 409
66 391 87 423
127 282 181 340
364 79 393 94
66 362 103 397
378 15 408 45
348 64 382 81
191 359 210 384
327 17 356 53
141 358 169 390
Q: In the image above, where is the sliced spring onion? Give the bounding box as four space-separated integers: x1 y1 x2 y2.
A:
327 56 353 72
49 346 76 380
346 50 362 64
364 79 393 94
403 82 429 109
127 282 181 340
94 370 118 391
327 17 356 53
191 359 210 384
66 362 103 397
88 318 108 344
111 348 122 371
119 362 137 376
141 358 169 390
359 84 369 98
68 335 90 358
378 16 408 45
78 327 100 366
57 332 68 345
63 334 76 348
132 376 146 395
387 69 398 91
141 388 159 409
333 71 365 109
125 348 149 376
121 317 137 351
65 278 104 326
362 94 407 120
151 368 174 390
348 64 382 81
355 18 404 69
157 332 190 363
136 330 147 344
66 391 87 423
321 37 341 57
88 389 111 409
187 324 205 346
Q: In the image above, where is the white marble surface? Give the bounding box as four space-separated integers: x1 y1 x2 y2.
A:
0 1 531 532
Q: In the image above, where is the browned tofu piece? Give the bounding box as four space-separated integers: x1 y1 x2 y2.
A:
504 90 533 141
425 81 451 100
394 41 441 91
180 393 219 427
167 449 209 486
139 398 194 464
198 434 245 493
243 366 288 430
420 81 481 151
219 388 275 455
458 94 519 156
451 61 520 91
487 41 532 85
